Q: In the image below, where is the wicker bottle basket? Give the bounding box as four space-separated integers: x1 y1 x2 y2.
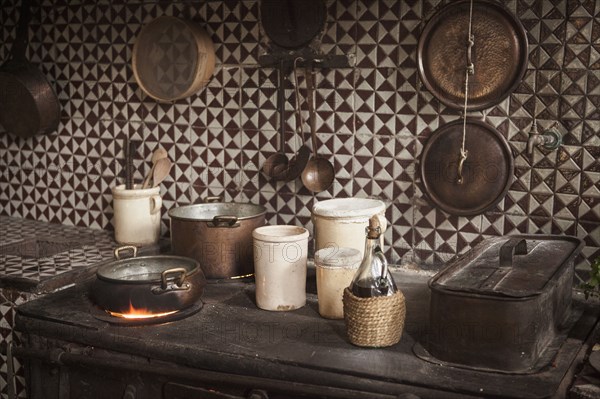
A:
342 287 406 348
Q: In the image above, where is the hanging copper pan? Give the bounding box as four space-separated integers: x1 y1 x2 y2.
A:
0 0 59 138
418 0 528 111
419 119 513 216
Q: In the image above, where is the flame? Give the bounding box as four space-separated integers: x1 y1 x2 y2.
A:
230 273 254 280
106 301 178 319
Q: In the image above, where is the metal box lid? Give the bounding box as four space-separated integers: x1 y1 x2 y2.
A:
430 234 584 298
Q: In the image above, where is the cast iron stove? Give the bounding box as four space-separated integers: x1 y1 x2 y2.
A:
11 271 600 399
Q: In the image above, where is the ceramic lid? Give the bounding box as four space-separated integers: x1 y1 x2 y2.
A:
312 198 385 219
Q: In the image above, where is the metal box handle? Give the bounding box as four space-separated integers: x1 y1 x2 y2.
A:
499 238 528 268
479 238 528 291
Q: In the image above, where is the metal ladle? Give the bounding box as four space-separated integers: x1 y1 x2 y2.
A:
262 63 289 179
301 66 334 193
281 58 311 181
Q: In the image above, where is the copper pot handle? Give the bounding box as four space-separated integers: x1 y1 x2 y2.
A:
160 267 187 290
114 246 138 260
203 196 222 203
208 215 240 228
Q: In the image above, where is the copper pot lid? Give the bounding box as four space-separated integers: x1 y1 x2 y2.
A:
419 119 514 216
417 0 528 111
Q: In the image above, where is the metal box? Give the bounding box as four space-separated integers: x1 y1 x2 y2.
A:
427 234 584 373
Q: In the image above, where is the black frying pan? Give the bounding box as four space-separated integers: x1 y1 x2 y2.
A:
260 0 326 49
0 0 59 138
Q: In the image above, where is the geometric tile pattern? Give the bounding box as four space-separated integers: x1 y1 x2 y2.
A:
0 216 117 399
0 216 116 284
0 291 32 399
0 0 598 280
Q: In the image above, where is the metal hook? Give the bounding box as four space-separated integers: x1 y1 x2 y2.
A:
466 34 475 75
457 149 469 185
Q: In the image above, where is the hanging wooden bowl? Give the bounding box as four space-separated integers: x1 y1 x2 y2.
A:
417 0 528 111
132 16 215 102
419 119 514 216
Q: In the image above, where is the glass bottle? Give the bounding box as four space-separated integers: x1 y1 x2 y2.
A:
350 215 397 297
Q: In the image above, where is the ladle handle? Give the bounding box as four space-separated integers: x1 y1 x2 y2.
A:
278 62 286 153
11 0 31 61
293 58 305 144
305 66 318 157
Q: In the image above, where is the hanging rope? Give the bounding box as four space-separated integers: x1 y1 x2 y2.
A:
457 0 475 185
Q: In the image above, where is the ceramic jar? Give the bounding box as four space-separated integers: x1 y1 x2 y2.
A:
252 225 309 311
312 198 386 258
112 184 162 246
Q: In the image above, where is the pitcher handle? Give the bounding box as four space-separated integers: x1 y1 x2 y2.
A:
150 195 162 215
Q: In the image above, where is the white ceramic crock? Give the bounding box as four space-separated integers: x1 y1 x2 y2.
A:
315 246 362 319
312 198 386 258
252 225 309 311
112 184 162 246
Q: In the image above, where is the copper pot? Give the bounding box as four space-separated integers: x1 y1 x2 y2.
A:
91 246 206 314
168 198 267 279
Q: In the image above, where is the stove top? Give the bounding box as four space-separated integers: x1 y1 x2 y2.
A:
15 271 600 399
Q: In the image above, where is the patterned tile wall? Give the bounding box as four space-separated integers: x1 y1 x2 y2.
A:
0 0 598 277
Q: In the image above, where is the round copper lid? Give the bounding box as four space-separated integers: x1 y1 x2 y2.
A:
419 119 514 216
418 0 528 111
